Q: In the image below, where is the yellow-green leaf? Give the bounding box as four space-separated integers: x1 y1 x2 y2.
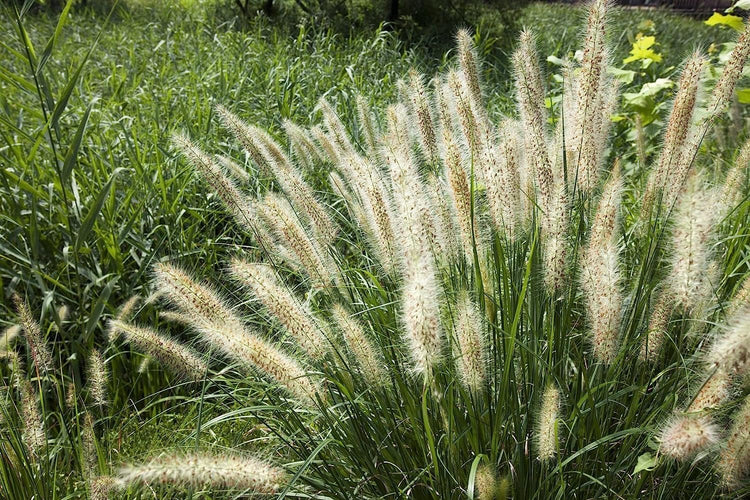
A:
737 88 750 104
705 12 744 31
623 36 663 65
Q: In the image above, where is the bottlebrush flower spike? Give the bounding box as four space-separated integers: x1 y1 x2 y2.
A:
109 320 208 382
687 370 732 413
645 53 705 209
18 378 45 460
230 259 330 360
116 452 286 494
572 0 610 193
171 133 274 251
581 166 622 363
258 193 340 290
659 414 718 460
513 29 553 210
717 395 750 487
406 69 439 163
87 349 109 407
708 23 750 120
215 154 250 184
707 310 750 378
13 294 53 375
356 94 380 158
331 304 388 387
456 28 483 109
667 174 721 314
537 385 561 461
452 292 487 392
639 291 673 363
0 324 20 352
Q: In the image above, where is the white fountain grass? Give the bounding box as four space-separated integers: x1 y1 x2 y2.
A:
107 4 750 497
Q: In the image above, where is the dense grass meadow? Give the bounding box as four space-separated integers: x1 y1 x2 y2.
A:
2 0 750 497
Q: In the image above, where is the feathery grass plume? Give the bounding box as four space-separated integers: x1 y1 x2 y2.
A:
251 128 340 246
717 395 750 487
317 97 357 159
581 166 622 362
345 157 399 274
537 385 561 461
282 120 320 170
688 370 732 412
13 294 53 375
484 124 522 238
116 452 286 494
310 125 341 165
87 349 108 407
110 320 208 382
230 259 329 360
0 324 20 351
667 174 721 314
426 173 460 260
707 23 750 120
331 304 388 387
215 154 250 184
452 292 487 392
82 412 98 480
328 170 369 233
443 129 478 259
572 0 610 193
707 310 750 377
356 94 380 158
401 254 444 378
18 378 45 460
456 28 483 109
90 476 115 500
543 183 570 293
728 275 750 316
474 464 498 500
644 53 705 209
258 193 339 290
659 414 718 460
153 263 321 402
406 69 439 163
447 70 484 164
171 133 275 251
214 104 271 175
512 29 554 215
721 136 750 211
639 291 673 363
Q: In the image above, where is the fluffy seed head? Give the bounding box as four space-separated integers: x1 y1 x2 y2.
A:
707 311 750 377
230 259 329 360
19 378 45 460
87 349 109 407
116 452 286 493
215 154 250 184
717 395 750 487
474 464 498 500
639 292 673 363
0 324 20 351
688 370 732 413
668 175 721 314
110 320 208 382
537 385 561 461
456 29 483 107
659 414 718 460
331 304 388 387
708 23 750 119
452 292 487 392
13 294 53 374
407 69 439 163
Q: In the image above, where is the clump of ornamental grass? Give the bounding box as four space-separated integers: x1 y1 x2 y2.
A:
77 2 750 497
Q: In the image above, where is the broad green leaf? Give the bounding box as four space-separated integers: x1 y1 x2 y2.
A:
607 66 636 84
546 55 565 66
705 12 744 31
730 0 750 11
61 103 93 183
634 452 658 474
